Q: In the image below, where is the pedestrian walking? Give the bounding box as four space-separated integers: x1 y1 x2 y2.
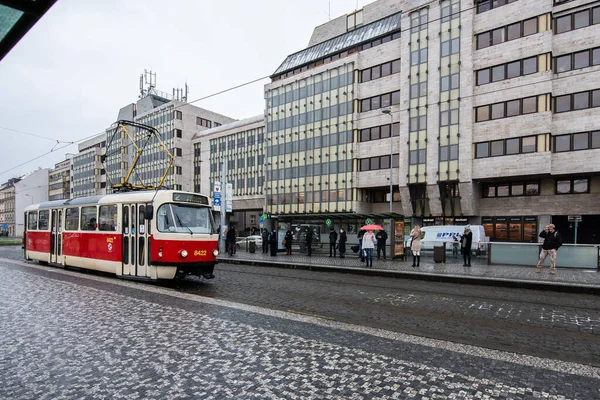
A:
536 224 562 275
362 230 376 267
460 226 473 266
284 229 293 255
261 228 269 254
329 227 338 257
338 228 347 258
357 228 366 262
376 229 388 260
305 228 313 256
226 225 236 256
269 229 278 256
410 225 422 268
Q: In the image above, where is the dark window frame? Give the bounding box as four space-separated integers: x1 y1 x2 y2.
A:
555 177 590 194
554 6 600 35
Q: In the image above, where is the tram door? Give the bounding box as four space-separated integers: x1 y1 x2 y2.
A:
122 204 150 277
49 210 63 264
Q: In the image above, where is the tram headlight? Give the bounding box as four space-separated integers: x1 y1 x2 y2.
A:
212 249 219 256
180 249 188 258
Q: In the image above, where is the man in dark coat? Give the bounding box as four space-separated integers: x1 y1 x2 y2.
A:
226 225 236 256
329 227 338 257
460 226 473 266
357 229 366 262
269 229 278 256
376 229 388 260
305 228 313 256
338 228 347 258
261 228 269 254
536 223 562 275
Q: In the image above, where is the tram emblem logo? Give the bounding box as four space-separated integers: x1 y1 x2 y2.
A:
108 243 113 252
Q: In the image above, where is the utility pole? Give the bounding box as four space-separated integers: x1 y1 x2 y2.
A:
220 161 227 254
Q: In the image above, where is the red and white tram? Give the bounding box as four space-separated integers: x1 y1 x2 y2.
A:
23 190 218 280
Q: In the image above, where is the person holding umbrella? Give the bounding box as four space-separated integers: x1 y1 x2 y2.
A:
361 224 382 268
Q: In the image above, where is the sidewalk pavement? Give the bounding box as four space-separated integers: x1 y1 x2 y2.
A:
218 249 600 294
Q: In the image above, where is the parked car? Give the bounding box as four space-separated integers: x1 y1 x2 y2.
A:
236 235 263 248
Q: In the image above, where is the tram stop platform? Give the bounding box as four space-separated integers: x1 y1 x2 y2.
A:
217 248 600 295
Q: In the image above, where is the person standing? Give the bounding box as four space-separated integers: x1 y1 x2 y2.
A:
329 227 338 257
250 226 257 236
460 226 473 267
269 229 278 256
357 228 366 262
338 228 347 258
226 225 236 256
305 228 313 256
410 225 422 268
376 229 388 260
536 224 562 275
261 228 269 254
284 228 293 255
362 229 376 267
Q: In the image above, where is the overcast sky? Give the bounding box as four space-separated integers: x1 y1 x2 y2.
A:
0 0 366 181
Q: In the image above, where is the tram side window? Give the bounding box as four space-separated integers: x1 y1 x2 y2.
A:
99 205 117 231
38 210 49 230
81 206 98 231
65 208 79 231
27 212 38 230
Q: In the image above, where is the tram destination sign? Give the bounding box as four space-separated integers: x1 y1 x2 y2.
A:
173 192 209 205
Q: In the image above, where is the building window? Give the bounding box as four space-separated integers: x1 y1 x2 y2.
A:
174 129 182 138
360 91 400 112
347 10 363 31
555 6 600 34
476 0 520 14
556 177 589 194
359 59 401 83
476 55 542 86
554 131 600 152
476 15 541 50
553 89 600 113
475 135 539 158
175 110 182 120
482 181 540 198
475 95 545 122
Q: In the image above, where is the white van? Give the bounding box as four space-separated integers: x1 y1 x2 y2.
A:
406 225 489 255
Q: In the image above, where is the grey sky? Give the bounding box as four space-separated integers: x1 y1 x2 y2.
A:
0 0 364 181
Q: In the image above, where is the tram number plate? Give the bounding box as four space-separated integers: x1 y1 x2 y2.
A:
194 250 207 256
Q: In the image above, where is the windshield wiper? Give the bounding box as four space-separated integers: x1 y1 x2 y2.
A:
175 214 193 236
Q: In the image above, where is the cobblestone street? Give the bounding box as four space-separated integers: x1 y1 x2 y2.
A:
1 253 599 399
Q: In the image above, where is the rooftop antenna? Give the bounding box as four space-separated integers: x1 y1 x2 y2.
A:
139 69 157 98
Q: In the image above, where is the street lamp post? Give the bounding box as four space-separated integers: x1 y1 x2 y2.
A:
381 109 394 214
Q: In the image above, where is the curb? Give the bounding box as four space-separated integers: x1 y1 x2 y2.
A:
217 257 600 295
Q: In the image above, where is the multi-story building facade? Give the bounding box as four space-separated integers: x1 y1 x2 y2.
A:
48 157 72 201
70 133 106 198
262 0 600 244
0 178 20 236
14 169 50 237
192 115 266 233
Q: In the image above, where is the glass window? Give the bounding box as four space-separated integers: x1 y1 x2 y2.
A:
574 10 590 29
497 185 509 197
38 210 49 230
511 184 524 196
360 128 370 142
507 22 521 41
65 208 79 231
99 205 118 231
506 99 520 117
523 17 538 36
483 184 495 197
522 136 536 153
441 76 449 91
478 1 491 13
360 158 370 171
361 99 371 112
506 138 520 154
449 145 458 160
507 61 520 78
27 211 38 230
573 92 589 109
411 50 420 65
526 183 540 195
594 7 600 24
556 180 571 194
556 15 572 34
593 90 600 107
420 82 427 97
522 97 537 114
492 65 505 82
380 155 390 169
476 142 489 158
392 59 401 74
157 204 215 233
509 223 522 241
380 124 391 138
441 40 450 57
574 51 590 69
573 133 589 150
381 62 391 77
381 93 391 108
371 126 381 140
477 68 490 85
410 84 419 99
361 69 371 82
554 94 571 113
371 66 381 80
392 91 401 105
523 57 537 75
476 106 490 122
370 157 380 170
594 48 600 65
81 206 97 231
451 38 460 54
592 131 600 148
573 179 588 193
556 54 571 72
555 135 571 152
478 32 491 49
491 140 504 156
491 103 505 119
420 48 428 63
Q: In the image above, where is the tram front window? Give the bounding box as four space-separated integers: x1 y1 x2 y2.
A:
157 204 214 234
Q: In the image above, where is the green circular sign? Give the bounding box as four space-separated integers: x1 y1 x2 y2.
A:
365 218 373 224
326 219 332 226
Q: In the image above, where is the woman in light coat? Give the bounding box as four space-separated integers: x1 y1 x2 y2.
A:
410 225 422 267
362 230 377 268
